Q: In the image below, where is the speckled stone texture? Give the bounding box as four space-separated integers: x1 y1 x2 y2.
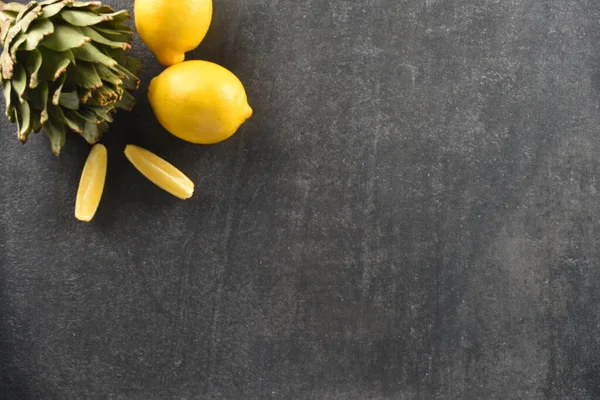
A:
2 0 600 399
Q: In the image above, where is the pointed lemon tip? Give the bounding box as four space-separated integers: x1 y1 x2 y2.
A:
244 104 253 119
157 51 185 66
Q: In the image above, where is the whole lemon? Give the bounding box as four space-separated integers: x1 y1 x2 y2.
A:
148 61 253 144
134 0 213 66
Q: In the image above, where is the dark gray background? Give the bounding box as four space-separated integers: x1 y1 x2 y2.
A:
2 0 600 399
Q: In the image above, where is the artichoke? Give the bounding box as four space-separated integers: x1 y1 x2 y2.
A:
0 0 140 155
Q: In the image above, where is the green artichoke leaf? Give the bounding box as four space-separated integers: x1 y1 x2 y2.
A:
104 10 131 26
0 50 14 79
18 5 43 33
71 42 116 67
59 9 108 26
112 64 139 90
30 109 42 133
96 19 131 35
88 104 113 122
78 87 92 103
50 71 66 105
91 85 117 107
12 64 27 101
38 0 67 7
58 90 79 109
1 20 15 44
35 81 50 124
69 2 103 9
105 48 141 76
114 90 135 111
43 105 66 155
62 109 89 134
3 3 41 49
98 119 109 134
0 10 18 21
92 5 115 14
56 105 83 133
105 10 130 25
75 107 98 123
92 26 132 42
27 79 47 106
95 63 122 86
41 24 90 52
105 22 131 34
14 2 41 26
23 19 55 51
14 98 31 142
64 48 76 64
40 2 68 19
9 32 27 60
39 47 71 81
3 79 15 121
3 25 23 58
83 95 99 106
81 119 101 144
21 49 43 88
1 2 26 16
66 61 102 89
122 55 141 76
3 79 11 106
80 26 130 50
27 80 49 126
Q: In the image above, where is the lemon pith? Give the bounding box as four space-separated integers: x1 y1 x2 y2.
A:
134 0 213 66
75 144 108 222
124 145 194 200
148 60 253 144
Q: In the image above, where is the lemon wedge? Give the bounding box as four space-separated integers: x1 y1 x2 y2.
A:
75 144 108 222
124 145 194 200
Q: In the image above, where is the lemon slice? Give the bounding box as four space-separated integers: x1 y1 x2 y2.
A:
124 144 194 199
75 144 108 222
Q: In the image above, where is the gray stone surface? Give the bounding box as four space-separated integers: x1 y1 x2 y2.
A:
2 0 600 398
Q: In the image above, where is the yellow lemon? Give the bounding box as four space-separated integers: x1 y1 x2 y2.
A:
148 60 253 144
125 145 194 200
75 144 108 222
134 0 213 66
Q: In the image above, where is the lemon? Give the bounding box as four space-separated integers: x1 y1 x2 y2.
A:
125 145 195 200
75 144 108 222
134 0 213 66
148 60 253 144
